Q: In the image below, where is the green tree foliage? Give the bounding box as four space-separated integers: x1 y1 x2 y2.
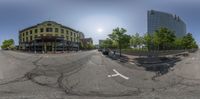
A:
174 38 183 49
80 40 94 50
130 33 144 48
81 44 94 50
144 33 153 50
153 27 176 50
108 27 130 56
100 38 119 49
112 40 118 49
182 33 198 49
101 38 113 48
143 28 198 51
1 39 15 50
85 43 95 50
101 27 198 54
121 34 131 48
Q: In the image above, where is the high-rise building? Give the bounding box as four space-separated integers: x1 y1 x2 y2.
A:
147 10 186 37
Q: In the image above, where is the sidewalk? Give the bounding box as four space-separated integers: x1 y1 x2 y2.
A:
108 50 189 62
108 51 138 63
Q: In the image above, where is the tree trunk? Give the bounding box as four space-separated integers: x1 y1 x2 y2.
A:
119 41 122 57
120 47 121 57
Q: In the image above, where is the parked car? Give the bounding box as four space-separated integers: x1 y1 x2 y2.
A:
98 48 102 52
102 49 109 55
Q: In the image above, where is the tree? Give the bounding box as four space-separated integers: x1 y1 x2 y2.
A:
1 39 15 50
80 41 84 49
101 38 113 48
108 27 129 57
86 43 94 50
182 33 198 49
130 33 144 49
144 33 153 51
135 30 198 51
153 27 176 50
130 35 137 48
121 34 131 48
111 40 118 49
174 38 183 50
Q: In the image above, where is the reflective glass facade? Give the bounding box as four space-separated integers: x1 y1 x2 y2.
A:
148 10 186 37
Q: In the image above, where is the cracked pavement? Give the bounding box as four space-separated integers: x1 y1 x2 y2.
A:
0 50 200 99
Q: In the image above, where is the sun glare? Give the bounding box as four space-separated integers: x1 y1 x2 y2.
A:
97 28 103 33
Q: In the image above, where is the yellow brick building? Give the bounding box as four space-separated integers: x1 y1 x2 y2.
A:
19 21 85 53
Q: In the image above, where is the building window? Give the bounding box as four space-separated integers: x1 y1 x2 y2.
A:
23 33 25 36
23 38 25 42
71 32 73 36
26 32 28 35
66 30 68 34
46 28 53 32
40 34 43 37
55 28 58 32
30 30 32 34
26 37 28 41
66 36 69 40
35 29 38 33
35 35 38 38
30 36 32 41
46 34 52 36
47 23 51 26
61 29 64 33
40 28 44 32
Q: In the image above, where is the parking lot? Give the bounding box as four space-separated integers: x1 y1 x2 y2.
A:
0 50 200 99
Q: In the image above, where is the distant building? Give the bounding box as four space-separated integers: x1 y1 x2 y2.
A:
18 21 85 53
147 10 186 37
81 38 93 45
94 44 99 49
80 38 93 49
99 40 105 46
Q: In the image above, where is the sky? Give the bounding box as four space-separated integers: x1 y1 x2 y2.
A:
0 0 200 45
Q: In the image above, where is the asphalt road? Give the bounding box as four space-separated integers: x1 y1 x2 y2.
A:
0 50 200 99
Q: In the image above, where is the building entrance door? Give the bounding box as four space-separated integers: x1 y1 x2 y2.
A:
46 42 53 52
47 46 52 51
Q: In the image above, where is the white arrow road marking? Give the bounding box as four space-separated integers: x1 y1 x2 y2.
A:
108 69 129 80
130 62 135 65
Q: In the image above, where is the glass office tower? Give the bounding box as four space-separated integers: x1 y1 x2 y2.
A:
148 10 186 37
